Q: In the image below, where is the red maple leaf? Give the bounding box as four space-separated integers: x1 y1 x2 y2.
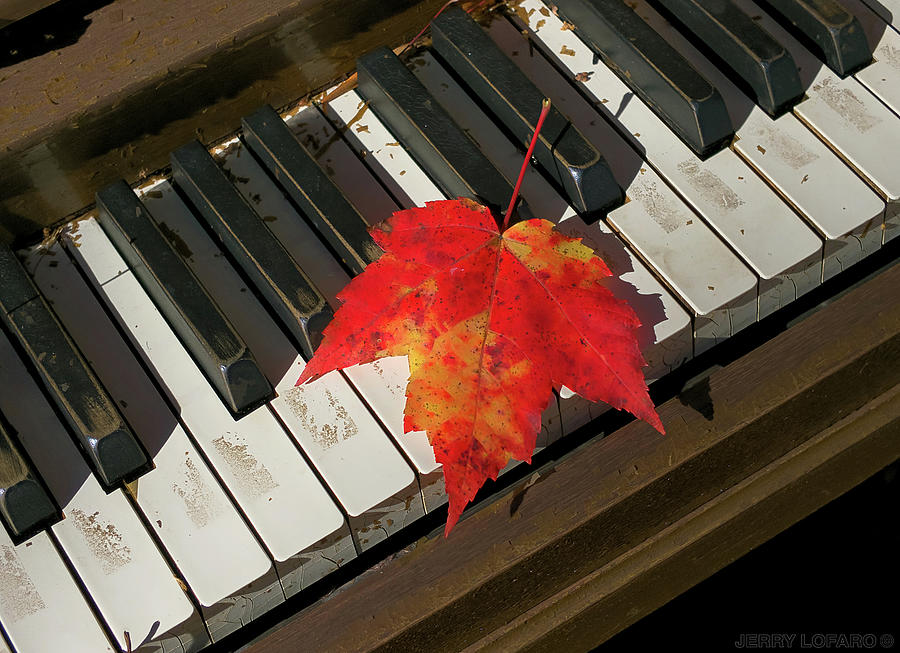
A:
297 198 664 535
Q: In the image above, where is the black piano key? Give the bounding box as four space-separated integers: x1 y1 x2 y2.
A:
170 140 335 358
431 6 623 219
0 244 151 491
552 0 734 158
96 180 274 417
356 46 532 220
241 105 381 275
651 0 804 116
0 412 58 543
754 0 871 76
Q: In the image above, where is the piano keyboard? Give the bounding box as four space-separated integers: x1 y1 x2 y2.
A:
0 0 897 650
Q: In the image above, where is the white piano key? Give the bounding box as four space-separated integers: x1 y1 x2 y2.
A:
733 0 900 244
0 328 204 653
135 182 422 552
26 245 281 643
324 89 566 448
735 112 883 279
629 0 884 282
343 357 444 511
217 110 444 512
0 633 9 653
847 0 900 114
324 91 444 207
66 217 353 600
498 8 757 353
410 50 692 429
0 531 115 653
516 1 824 320
859 0 900 30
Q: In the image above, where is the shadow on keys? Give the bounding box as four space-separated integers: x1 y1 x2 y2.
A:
634 0 887 141
554 213 669 371
3 244 177 512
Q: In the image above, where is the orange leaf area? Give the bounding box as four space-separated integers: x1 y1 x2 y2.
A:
298 198 663 534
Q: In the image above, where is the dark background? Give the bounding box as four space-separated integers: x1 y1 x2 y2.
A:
597 460 899 651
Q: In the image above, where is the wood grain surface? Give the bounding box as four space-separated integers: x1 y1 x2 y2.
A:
0 0 444 242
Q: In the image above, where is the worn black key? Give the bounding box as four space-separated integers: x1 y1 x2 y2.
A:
553 0 733 158
0 243 151 490
754 0 871 76
651 0 804 116
0 412 58 543
170 141 334 357
431 6 622 218
357 46 531 220
242 105 381 275
96 180 274 416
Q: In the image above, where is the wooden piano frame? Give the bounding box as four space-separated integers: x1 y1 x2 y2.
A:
1 2 898 650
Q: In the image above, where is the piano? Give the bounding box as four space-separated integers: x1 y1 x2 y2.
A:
0 0 897 651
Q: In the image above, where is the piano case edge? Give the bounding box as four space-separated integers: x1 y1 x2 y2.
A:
244 260 900 653
0 0 449 244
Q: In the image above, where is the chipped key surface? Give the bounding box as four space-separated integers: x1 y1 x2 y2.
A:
67 217 347 565
729 0 900 204
26 240 285 632
0 545 46 622
641 0 883 272
0 533 115 652
129 175 420 544
0 329 197 652
605 0 823 288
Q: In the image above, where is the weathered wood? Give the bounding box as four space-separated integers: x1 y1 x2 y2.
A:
245 260 900 653
0 0 444 242
474 384 900 652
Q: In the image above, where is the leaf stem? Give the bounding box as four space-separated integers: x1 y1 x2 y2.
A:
502 98 551 231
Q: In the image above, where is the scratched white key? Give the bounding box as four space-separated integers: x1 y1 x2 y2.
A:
27 244 280 643
137 182 421 551
216 109 443 513
66 216 352 600
859 0 900 30
410 50 692 430
846 0 900 115
0 531 115 653
630 0 883 281
325 89 566 448
733 0 900 244
0 329 203 653
503 7 758 353
517 1 823 319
